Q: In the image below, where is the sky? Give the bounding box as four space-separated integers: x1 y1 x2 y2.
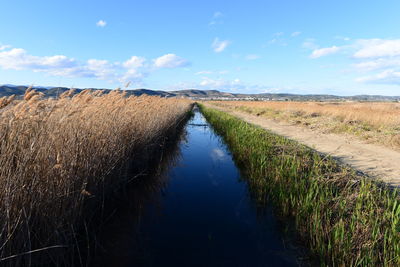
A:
1 0 400 96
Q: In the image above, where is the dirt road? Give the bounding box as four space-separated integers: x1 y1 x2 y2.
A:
205 103 400 186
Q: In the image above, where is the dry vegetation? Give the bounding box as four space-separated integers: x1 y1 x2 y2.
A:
210 101 400 149
201 105 400 266
0 88 191 265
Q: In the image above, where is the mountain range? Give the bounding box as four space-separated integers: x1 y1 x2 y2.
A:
1 84 399 102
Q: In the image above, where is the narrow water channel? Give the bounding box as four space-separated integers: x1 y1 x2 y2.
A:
93 109 299 267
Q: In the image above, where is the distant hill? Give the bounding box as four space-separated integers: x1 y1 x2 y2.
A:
169 89 236 98
0 85 176 98
0 84 399 102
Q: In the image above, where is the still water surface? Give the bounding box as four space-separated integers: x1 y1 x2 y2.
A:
95 110 299 267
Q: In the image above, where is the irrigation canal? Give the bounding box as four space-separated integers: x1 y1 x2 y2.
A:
93 109 300 266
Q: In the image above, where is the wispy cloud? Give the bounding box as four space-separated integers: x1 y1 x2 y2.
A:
213 11 223 18
123 56 146 69
153 54 189 68
209 11 224 26
353 39 400 58
0 45 189 84
245 54 260 60
210 148 226 162
310 46 340 58
212 38 231 53
195 70 229 75
356 69 400 84
96 20 107 27
352 39 400 84
0 44 11 51
267 32 287 46
302 38 319 50
334 36 351 41
166 78 289 94
306 38 400 85
195 70 213 75
197 77 277 93
291 31 302 37
199 77 242 90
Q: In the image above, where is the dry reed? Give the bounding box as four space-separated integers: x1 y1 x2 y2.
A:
0 88 192 265
210 101 400 149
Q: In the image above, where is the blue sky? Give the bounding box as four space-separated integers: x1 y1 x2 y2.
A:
1 0 400 95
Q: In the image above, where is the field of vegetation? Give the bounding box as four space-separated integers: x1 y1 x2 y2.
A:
209 101 400 150
200 104 400 266
0 88 192 265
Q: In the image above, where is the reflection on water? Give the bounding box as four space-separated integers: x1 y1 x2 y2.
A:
92 110 300 267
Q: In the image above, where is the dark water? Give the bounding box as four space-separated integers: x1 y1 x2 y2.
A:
93 110 299 267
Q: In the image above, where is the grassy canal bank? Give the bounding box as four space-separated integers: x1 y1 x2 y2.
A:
199 104 400 266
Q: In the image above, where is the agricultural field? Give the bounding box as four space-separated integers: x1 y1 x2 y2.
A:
209 101 400 150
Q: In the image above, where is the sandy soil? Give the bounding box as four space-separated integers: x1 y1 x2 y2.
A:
205 103 400 186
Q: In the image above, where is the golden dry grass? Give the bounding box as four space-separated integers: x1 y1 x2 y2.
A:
0 88 192 264
209 101 400 149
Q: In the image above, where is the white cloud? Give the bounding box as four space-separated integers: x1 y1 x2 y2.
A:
302 38 318 50
353 58 400 71
212 38 230 53
121 68 146 82
197 77 272 93
210 148 226 162
307 39 400 60
86 59 117 80
123 56 146 69
195 70 228 75
213 11 223 18
0 48 77 71
153 54 189 68
166 78 286 94
0 44 11 51
334 36 351 41
332 38 400 85
291 31 302 37
356 69 400 84
353 39 400 58
96 20 107 27
266 32 288 46
0 45 189 84
209 11 224 26
195 70 213 75
245 54 260 60
310 46 340 58
199 77 242 89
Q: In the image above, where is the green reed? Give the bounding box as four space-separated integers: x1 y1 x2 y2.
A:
200 104 400 266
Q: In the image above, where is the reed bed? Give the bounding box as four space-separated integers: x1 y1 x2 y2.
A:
210 101 400 149
0 88 191 265
200 104 400 266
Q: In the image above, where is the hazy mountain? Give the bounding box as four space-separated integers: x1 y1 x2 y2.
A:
0 85 399 102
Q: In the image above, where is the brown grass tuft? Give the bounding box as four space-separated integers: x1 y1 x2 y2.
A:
0 89 192 265
210 101 400 149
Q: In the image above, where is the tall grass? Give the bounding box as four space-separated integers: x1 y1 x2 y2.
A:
210 101 400 149
200 104 400 266
0 88 192 265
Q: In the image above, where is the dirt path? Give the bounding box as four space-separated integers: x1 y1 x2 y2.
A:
205 103 400 186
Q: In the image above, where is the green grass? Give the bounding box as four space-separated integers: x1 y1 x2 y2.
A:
200 104 400 266
215 103 400 150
